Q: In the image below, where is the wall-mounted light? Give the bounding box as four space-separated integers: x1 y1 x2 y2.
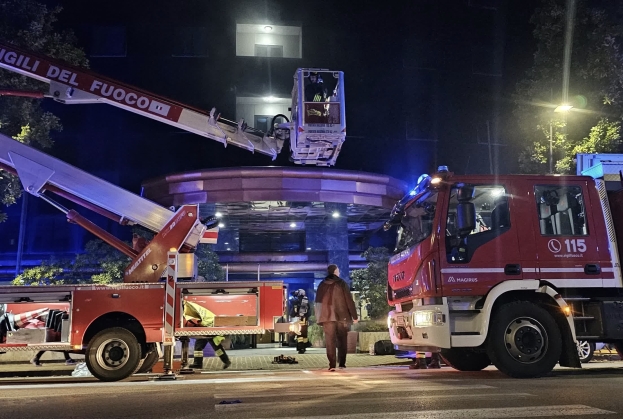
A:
218 223 225 228
215 212 222 218
290 222 296 228
332 211 340 218
263 96 277 102
306 247 312 250
264 25 273 32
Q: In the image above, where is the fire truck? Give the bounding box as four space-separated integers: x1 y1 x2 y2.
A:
384 164 623 378
0 42 345 381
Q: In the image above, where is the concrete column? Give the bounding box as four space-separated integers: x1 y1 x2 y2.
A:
305 202 349 283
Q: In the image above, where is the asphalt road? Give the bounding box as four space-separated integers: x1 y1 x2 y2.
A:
1 365 623 419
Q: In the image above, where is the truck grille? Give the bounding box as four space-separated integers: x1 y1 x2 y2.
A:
394 286 412 300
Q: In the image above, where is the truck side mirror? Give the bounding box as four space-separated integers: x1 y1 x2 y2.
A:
456 202 476 236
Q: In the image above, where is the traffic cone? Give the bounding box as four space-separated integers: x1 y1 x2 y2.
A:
13 308 48 328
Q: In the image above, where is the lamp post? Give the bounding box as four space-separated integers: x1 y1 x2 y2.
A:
549 105 574 174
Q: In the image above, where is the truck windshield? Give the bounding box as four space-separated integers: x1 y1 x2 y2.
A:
395 193 438 253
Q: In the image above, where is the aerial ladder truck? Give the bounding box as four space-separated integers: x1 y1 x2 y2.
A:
0 41 346 166
0 41 347 380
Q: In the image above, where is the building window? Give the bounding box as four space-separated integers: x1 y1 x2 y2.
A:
90 26 127 57
254 44 283 58
236 24 302 58
239 232 305 252
172 27 209 57
535 185 588 236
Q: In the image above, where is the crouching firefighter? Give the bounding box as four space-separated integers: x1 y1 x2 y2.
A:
291 289 311 354
191 336 231 370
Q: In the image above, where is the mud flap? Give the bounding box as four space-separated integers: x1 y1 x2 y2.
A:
556 315 581 368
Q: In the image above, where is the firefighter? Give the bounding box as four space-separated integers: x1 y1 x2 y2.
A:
305 72 327 102
409 351 441 369
191 336 231 370
290 289 311 354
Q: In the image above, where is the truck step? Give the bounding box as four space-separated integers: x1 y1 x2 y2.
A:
572 316 595 321
576 335 601 339
449 310 481 314
451 332 480 336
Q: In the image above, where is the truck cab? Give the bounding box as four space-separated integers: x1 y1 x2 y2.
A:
385 166 623 378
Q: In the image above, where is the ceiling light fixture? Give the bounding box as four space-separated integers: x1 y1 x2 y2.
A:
264 25 273 32
290 222 296 227
332 211 340 218
218 223 225 228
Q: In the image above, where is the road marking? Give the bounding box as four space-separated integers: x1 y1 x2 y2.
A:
0 375 316 391
213 384 494 399
215 393 535 411
248 405 614 418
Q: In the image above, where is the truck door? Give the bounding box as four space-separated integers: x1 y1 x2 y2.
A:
440 181 522 296
531 182 603 287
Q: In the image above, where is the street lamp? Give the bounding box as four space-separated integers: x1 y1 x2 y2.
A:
549 105 573 174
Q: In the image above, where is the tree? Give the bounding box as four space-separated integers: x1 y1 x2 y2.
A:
13 239 129 285
196 244 225 281
513 0 623 174
0 0 88 222
350 247 391 320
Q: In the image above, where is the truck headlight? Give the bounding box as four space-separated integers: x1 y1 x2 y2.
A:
414 311 434 326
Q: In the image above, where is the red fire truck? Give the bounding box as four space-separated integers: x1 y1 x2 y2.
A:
0 131 287 381
384 165 623 378
0 42 345 381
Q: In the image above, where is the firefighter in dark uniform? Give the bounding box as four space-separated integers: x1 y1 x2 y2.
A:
290 289 311 354
191 336 231 370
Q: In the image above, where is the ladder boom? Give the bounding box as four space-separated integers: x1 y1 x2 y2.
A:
0 132 172 233
0 42 281 159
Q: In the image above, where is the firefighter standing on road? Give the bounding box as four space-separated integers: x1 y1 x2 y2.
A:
191 336 231 370
291 289 311 354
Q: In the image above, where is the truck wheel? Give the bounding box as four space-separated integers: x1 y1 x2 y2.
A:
576 340 595 364
86 327 141 382
487 301 561 378
136 349 160 374
440 348 490 371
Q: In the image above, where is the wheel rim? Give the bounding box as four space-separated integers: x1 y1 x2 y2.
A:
577 341 591 360
96 338 130 370
504 317 548 364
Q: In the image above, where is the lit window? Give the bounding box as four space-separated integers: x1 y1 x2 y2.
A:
236 24 302 58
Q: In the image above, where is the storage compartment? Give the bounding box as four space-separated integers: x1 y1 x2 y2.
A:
213 316 257 327
6 328 46 344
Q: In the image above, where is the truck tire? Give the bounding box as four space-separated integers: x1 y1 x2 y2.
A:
136 349 160 374
85 327 142 382
487 301 561 378
576 340 595 364
440 348 491 371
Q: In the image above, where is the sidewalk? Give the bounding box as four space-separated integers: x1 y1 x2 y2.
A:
0 345 620 379
0 345 411 378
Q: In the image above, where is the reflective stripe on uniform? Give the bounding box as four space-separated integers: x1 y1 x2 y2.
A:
215 349 224 356
193 351 203 357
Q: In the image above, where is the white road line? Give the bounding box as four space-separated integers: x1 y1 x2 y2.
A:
215 393 535 411
0 375 315 391
213 384 494 398
249 405 615 419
